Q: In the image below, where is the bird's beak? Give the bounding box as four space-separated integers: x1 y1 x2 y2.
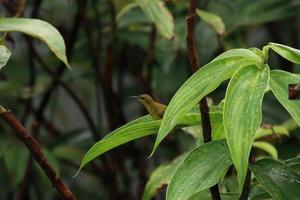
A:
129 96 139 99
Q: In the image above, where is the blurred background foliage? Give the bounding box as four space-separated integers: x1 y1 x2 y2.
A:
0 0 300 199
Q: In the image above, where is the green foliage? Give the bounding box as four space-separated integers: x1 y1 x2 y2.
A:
268 43 300 64
251 158 300 200
3 143 29 187
152 49 259 155
0 18 69 67
142 154 186 200
270 70 300 125
224 64 270 190
1 1 300 199
196 9 225 35
135 0 174 39
253 141 278 159
167 139 232 200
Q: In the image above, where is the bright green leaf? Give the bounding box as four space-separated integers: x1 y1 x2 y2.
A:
142 154 186 200
224 64 270 190
167 139 232 200
251 158 300 200
253 141 278 159
153 49 260 156
78 112 202 174
270 70 300 125
196 9 225 35
135 0 174 39
268 43 300 64
0 18 69 67
0 45 11 69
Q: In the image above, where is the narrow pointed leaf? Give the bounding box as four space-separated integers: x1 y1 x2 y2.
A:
142 154 186 200
0 45 11 69
167 139 232 200
196 9 225 35
153 49 260 155
0 18 69 67
78 112 203 174
251 158 300 200
224 64 270 190
268 43 300 64
270 70 300 125
135 0 174 39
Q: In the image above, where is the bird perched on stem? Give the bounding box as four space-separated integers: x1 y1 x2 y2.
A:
129 94 167 120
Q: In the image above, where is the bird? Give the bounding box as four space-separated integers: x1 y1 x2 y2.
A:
129 94 167 120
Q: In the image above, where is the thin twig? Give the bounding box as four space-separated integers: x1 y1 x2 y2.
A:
0 107 76 200
186 1 221 199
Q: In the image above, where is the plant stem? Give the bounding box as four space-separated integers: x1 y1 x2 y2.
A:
0 107 76 200
186 1 221 199
239 151 253 200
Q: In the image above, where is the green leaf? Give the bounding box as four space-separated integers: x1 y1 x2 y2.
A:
268 43 300 64
0 18 69 67
196 9 225 35
4 143 29 187
135 0 174 39
0 45 11 69
253 141 278 159
78 112 201 174
116 2 139 21
251 158 300 200
153 49 260 155
167 139 232 200
142 154 186 200
284 157 300 175
187 190 240 200
270 70 300 125
224 64 270 190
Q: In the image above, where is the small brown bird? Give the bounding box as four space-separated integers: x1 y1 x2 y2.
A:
129 94 167 120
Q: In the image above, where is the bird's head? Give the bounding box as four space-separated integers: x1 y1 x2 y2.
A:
129 94 154 107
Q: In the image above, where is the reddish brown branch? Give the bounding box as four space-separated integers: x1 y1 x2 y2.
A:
186 1 221 199
0 107 76 200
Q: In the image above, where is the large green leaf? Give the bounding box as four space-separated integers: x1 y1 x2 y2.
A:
77 112 202 174
270 70 300 125
0 18 69 67
196 9 225 35
268 43 300 64
224 64 270 190
135 0 174 39
251 158 300 200
167 139 232 200
142 154 186 200
152 49 260 155
0 45 11 69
